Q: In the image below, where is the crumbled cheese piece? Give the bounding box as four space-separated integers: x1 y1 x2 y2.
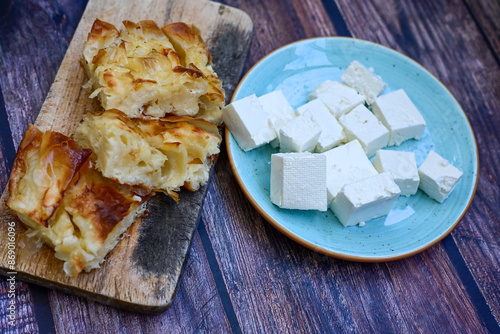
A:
322 140 378 205
339 104 389 157
330 172 400 226
373 150 419 196
270 152 327 211
372 89 426 146
296 99 346 152
259 91 296 138
341 60 387 104
279 114 321 153
308 80 365 118
222 94 276 151
418 151 463 203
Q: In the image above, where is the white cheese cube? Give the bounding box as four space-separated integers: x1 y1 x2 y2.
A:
372 89 426 146
339 104 389 157
270 152 327 211
279 114 321 153
418 151 463 203
373 150 419 196
259 90 296 138
296 99 346 152
308 80 365 118
341 60 387 104
222 94 276 151
322 139 378 204
330 172 401 227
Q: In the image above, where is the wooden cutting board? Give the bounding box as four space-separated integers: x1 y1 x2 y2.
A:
0 0 252 313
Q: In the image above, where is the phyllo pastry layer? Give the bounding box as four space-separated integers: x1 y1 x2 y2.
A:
75 109 221 199
7 125 92 228
82 19 225 123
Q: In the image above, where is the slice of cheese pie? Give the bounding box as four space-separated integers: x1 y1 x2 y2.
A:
6 125 92 227
46 167 149 276
74 109 221 199
81 19 225 123
6 126 150 276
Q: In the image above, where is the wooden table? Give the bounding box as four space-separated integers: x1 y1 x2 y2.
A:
0 0 499 332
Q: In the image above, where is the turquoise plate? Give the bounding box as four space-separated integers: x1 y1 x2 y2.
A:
225 37 478 261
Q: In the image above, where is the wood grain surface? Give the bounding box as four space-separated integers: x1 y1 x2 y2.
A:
464 0 500 61
0 0 253 313
1 0 499 333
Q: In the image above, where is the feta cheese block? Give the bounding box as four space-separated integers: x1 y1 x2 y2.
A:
418 151 463 203
259 91 296 137
330 172 401 227
270 152 327 211
322 139 378 204
296 99 346 152
308 80 365 118
341 60 387 104
373 150 419 196
223 94 276 151
279 114 321 152
372 89 426 146
339 104 389 157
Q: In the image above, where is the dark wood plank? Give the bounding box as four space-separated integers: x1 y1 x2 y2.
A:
334 0 500 324
0 146 9 194
0 279 38 333
48 232 231 333
464 0 500 61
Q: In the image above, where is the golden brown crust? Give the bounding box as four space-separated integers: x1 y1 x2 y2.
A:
161 23 210 66
63 168 149 243
87 19 119 45
81 19 225 123
6 125 92 227
161 23 225 107
123 20 165 40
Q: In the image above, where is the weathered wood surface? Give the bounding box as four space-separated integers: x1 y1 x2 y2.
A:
1 0 500 333
0 280 38 333
0 0 253 314
464 0 500 61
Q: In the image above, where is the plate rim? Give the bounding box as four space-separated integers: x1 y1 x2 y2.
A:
225 36 479 262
